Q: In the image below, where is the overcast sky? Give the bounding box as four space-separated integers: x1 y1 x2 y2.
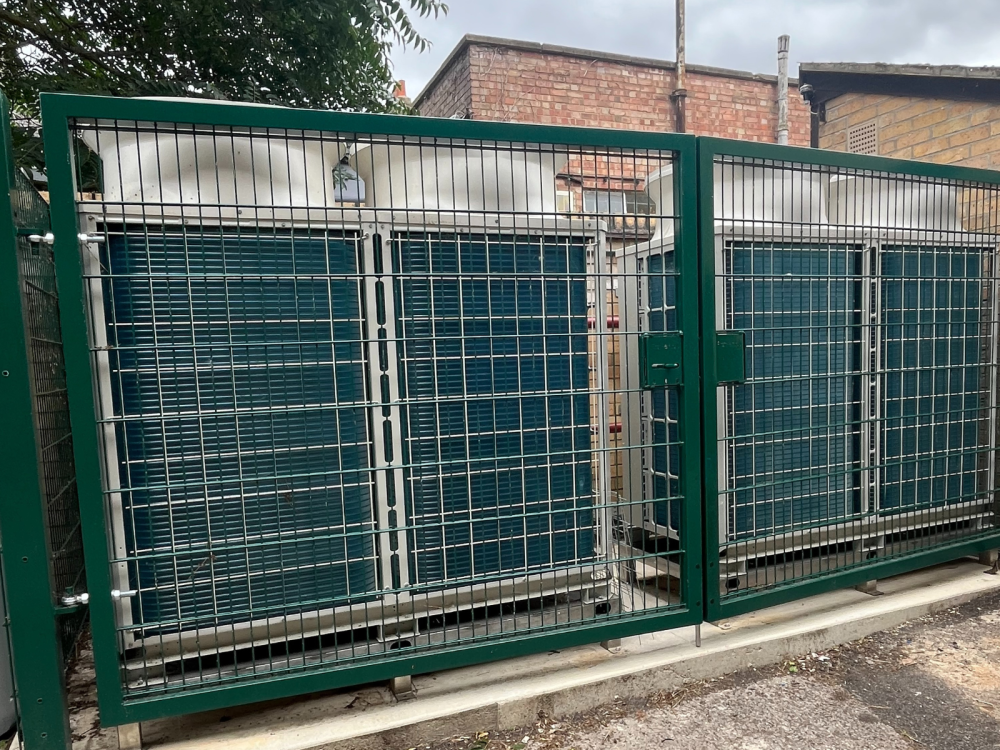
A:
391 0 1000 98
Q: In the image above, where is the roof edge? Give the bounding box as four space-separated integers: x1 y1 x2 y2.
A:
799 62 1000 105
413 35 477 109
800 61 1000 80
415 34 797 108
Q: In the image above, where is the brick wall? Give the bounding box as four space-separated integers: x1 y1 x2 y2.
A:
419 41 811 145
417 49 473 120
819 93 1000 169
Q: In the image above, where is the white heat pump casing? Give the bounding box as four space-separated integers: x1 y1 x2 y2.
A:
351 143 569 216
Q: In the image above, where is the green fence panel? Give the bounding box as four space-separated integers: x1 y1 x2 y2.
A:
698 137 1000 620
0 91 77 750
39 93 703 726
26 92 1000 735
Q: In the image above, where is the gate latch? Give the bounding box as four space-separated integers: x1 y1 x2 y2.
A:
716 331 747 384
639 332 683 388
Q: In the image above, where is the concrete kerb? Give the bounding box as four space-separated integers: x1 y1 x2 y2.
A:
123 558 1000 750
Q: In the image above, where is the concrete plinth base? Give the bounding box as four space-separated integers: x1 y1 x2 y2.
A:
78 559 1000 750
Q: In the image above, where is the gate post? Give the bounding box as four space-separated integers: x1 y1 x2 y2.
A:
0 92 73 749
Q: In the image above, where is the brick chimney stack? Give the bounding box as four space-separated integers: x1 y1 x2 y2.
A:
393 81 412 107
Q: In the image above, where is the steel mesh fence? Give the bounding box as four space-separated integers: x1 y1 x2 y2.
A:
709 154 1000 604
30 97 1000 726
10 166 88 652
60 111 697 702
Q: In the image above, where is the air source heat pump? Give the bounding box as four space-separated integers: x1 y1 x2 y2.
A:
77 122 611 687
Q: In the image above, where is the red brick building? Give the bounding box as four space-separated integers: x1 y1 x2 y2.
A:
415 34 811 143
414 35 811 239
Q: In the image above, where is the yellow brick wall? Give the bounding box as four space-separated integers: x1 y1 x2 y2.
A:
819 93 1000 169
819 93 1000 232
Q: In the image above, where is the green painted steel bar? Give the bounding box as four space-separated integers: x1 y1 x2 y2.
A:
712 535 1000 621
100 607 701 725
673 137 706 616
41 94 130 728
697 138 723 621
699 135 1000 186
40 91 695 151
0 91 73 750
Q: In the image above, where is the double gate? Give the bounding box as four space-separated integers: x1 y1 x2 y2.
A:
0 93 998 748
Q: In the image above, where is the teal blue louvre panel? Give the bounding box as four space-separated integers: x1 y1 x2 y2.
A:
100 226 378 634
642 252 682 532
725 241 864 540
879 244 991 512
392 231 596 585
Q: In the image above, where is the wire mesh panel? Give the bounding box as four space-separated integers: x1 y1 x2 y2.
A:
880 244 987 511
394 231 595 584
618 163 686 581
10 167 88 651
726 240 863 538
101 227 377 634
703 146 1000 616
42 97 701 720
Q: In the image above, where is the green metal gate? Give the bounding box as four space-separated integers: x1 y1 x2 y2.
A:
3 91 1000 746
698 138 1000 620
36 93 704 728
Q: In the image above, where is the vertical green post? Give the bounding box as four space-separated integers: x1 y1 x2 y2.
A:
672 138 705 617
695 139 721 620
0 93 73 748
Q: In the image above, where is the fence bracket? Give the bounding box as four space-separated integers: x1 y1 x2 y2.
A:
639 332 683 388
715 331 746 384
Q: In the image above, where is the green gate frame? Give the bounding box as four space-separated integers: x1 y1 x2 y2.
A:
697 136 1000 622
0 92 74 749
38 92 705 727
15 93 1000 740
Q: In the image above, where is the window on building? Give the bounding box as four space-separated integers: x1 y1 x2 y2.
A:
625 191 656 214
582 189 656 214
556 189 574 213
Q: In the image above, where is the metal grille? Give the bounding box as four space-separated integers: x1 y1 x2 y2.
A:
726 240 862 539
712 155 1000 602
101 227 377 632
10 167 87 649
61 110 693 701
394 231 595 583
847 121 878 156
618 162 686 584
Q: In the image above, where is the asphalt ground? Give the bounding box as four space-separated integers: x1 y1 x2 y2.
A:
424 587 1000 750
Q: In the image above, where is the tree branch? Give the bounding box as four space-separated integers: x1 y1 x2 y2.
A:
0 7 111 69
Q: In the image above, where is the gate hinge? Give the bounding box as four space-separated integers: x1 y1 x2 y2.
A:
716 331 747 384
54 591 89 615
639 332 683 388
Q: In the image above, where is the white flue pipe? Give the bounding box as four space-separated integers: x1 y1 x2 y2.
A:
777 35 790 145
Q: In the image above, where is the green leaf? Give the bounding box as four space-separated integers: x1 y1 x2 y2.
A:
0 0 448 171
